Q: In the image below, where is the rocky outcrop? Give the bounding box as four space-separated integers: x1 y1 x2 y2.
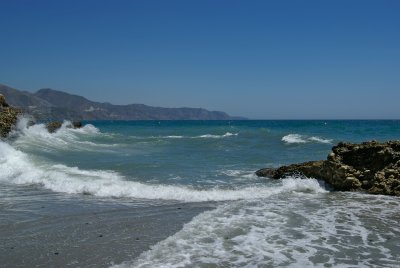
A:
46 121 83 133
256 141 400 196
0 94 83 136
0 94 21 138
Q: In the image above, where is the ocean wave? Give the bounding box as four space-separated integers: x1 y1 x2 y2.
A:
11 118 116 151
220 169 259 180
308 136 332 144
0 141 326 202
196 132 238 139
164 135 184 139
129 132 238 140
282 134 332 144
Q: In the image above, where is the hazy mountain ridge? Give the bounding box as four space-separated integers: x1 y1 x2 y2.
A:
0 84 241 120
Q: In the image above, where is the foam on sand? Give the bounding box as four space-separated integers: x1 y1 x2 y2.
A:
114 193 400 268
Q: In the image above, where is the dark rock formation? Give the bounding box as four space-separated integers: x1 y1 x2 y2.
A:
0 94 21 138
256 141 400 196
256 161 325 179
72 121 82 128
46 121 83 133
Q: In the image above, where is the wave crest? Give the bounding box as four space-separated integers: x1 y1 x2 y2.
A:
196 132 238 139
11 118 115 151
0 141 326 202
282 134 332 144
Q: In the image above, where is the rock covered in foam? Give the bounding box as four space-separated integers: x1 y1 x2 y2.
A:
0 94 21 138
256 141 400 196
46 121 83 133
46 122 62 133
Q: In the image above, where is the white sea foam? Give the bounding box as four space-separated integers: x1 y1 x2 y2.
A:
129 132 238 140
282 134 332 144
221 169 259 180
196 132 238 138
164 135 184 139
308 136 333 144
114 193 400 268
11 118 116 151
0 140 326 202
282 134 307 144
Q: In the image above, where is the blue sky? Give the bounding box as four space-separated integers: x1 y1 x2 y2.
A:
0 0 399 119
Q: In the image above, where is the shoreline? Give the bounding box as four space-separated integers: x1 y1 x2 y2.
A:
0 186 216 267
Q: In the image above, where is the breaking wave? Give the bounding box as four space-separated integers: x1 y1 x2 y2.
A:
11 118 116 151
0 139 326 202
282 134 332 144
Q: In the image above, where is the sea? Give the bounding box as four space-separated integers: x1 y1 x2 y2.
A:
1 119 399 267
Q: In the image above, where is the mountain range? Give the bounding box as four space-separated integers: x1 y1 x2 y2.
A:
0 83 241 121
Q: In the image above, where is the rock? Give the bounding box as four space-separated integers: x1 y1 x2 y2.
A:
0 94 9 107
0 95 83 135
46 121 83 133
0 94 21 138
72 121 82 128
46 122 63 133
255 167 279 178
256 161 325 179
256 140 400 196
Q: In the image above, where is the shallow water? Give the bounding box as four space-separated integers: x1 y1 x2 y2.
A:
1 119 400 267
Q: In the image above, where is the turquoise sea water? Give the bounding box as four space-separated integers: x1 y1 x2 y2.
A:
1 120 400 267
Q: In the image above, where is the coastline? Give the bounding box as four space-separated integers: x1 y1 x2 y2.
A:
1 101 400 267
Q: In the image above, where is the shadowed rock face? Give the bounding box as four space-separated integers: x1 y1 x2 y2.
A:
0 94 21 138
256 141 400 196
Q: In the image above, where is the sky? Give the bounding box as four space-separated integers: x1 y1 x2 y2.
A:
0 0 399 119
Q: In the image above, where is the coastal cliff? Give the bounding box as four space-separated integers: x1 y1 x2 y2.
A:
256 141 400 196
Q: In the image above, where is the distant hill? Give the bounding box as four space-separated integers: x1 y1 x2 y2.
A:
0 84 242 120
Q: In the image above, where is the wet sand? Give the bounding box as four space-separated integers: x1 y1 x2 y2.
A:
0 185 215 267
